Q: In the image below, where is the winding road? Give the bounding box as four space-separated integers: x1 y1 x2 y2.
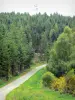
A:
0 64 46 100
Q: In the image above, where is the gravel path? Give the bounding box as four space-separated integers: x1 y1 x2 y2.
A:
0 64 46 100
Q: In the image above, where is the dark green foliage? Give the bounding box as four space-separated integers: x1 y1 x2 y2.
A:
0 13 33 80
48 26 75 76
0 12 75 80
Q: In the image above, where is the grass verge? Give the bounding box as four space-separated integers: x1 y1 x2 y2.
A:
6 67 75 100
0 61 45 88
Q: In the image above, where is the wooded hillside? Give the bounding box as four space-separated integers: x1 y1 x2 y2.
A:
0 12 75 80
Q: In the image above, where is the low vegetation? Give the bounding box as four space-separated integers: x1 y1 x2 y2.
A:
42 71 56 87
0 62 45 88
6 68 75 100
42 69 75 96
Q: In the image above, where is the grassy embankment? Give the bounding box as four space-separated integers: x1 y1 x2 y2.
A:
0 61 45 88
6 67 75 100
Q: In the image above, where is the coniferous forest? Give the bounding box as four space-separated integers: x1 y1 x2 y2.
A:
0 12 75 81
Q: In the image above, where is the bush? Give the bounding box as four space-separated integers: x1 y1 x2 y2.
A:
67 61 75 71
55 60 67 77
66 69 74 78
48 59 68 77
65 75 75 95
42 72 55 87
51 77 66 93
51 71 75 96
73 90 75 96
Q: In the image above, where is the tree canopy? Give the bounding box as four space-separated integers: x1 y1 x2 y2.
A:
0 12 75 79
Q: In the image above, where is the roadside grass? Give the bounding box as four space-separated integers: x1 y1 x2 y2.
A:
0 61 45 88
6 68 75 100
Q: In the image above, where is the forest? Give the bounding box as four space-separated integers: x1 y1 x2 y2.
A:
0 12 75 97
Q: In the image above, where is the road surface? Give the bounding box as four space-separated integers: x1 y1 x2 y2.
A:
0 64 46 100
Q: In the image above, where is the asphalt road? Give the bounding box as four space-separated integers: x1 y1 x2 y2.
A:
0 64 46 100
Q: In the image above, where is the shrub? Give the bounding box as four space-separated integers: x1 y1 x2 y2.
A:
48 59 68 77
55 60 67 77
66 69 74 78
65 75 75 95
67 61 75 72
51 77 66 93
42 72 55 87
73 90 75 96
